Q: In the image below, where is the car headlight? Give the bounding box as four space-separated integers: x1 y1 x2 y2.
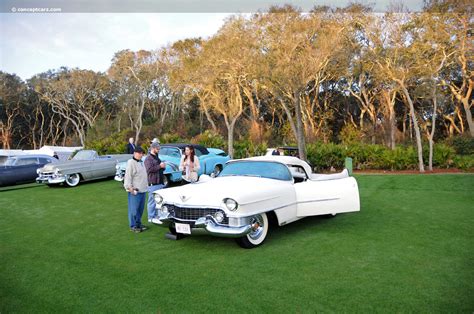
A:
161 205 169 214
36 168 41 174
223 198 238 211
54 168 60 175
115 165 120 170
154 194 163 207
214 211 225 223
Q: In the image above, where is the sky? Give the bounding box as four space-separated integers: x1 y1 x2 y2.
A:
0 0 424 81
0 13 232 80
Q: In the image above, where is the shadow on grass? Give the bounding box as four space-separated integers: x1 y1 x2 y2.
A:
49 177 118 189
161 214 336 249
74 177 113 186
0 177 121 192
0 183 43 192
266 215 336 244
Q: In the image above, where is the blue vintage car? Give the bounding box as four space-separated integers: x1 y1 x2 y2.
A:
114 144 230 187
0 154 58 187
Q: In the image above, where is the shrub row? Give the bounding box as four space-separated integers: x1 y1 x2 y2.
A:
86 129 473 171
444 135 474 155
306 142 470 171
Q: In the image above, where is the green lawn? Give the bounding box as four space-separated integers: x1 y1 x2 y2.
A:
1 175 473 313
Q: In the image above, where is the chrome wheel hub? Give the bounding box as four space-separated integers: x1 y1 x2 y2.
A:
67 174 80 185
249 215 264 240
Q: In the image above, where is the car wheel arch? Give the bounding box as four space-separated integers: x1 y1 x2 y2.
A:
266 210 279 227
236 212 273 249
213 164 223 176
64 173 82 187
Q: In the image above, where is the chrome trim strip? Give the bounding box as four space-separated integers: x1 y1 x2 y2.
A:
298 198 340 204
239 195 280 206
163 202 222 210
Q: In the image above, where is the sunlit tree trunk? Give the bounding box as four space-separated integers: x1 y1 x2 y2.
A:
294 90 307 161
399 83 424 172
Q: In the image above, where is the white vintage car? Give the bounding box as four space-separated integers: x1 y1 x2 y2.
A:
152 156 360 248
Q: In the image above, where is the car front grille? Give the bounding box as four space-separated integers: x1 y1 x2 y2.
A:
166 204 228 224
39 172 54 178
116 170 125 177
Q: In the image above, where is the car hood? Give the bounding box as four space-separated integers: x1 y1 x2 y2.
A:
39 160 91 172
156 176 295 215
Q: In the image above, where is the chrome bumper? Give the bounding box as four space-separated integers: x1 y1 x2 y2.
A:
154 213 252 238
36 175 66 184
114 175 124 182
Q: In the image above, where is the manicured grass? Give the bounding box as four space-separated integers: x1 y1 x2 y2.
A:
1 175 473 313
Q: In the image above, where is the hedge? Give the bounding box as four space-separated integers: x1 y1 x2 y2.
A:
307 142 474 171
86 130 473 171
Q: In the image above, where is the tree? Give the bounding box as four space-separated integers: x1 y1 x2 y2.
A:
441 6 473 137
256 6 347 160
366 13 429 172
26 72 70 148
174 17 260 157
0 72 27 149
37 68 109 147
167 38 220 132
108 50 161 144
412 10 454 170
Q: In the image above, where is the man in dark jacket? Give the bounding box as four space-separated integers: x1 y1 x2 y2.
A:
144 142 166 224
126 137 135 154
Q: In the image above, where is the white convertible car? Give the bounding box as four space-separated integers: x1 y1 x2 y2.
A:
153 156 360 248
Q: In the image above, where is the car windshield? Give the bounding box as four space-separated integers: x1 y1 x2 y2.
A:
159 147 182 158
4 157 17 166
72 150 96 161
219 161 292 181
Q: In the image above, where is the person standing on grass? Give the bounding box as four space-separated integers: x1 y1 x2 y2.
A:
147 137 160 154
179 145 200 183
126 137 135 154
144 142 166 224
124 146 148 233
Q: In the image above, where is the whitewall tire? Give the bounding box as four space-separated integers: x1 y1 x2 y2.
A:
65 173 80 187
213 165 222 176
163 175 169 188
236 212 269 249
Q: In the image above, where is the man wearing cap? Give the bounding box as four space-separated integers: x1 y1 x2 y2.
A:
147 137 160 154
144 142 166 224
124 146 148 233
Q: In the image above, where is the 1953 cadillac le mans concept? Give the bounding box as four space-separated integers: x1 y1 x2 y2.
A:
152 156 360 248
36 150 131 187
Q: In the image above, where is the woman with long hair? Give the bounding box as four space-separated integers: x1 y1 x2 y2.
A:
179 145 200 183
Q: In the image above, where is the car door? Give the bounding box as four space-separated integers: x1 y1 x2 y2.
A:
14 157 40 184
293 166 360 217
0 162 18 186
76 160 92 180
91 156 111 178
79 152 102 179
101 157 117 177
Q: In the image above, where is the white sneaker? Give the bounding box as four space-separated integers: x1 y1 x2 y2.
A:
150 217 163 225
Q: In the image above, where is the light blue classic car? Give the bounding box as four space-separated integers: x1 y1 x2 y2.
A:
114 144 230 187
